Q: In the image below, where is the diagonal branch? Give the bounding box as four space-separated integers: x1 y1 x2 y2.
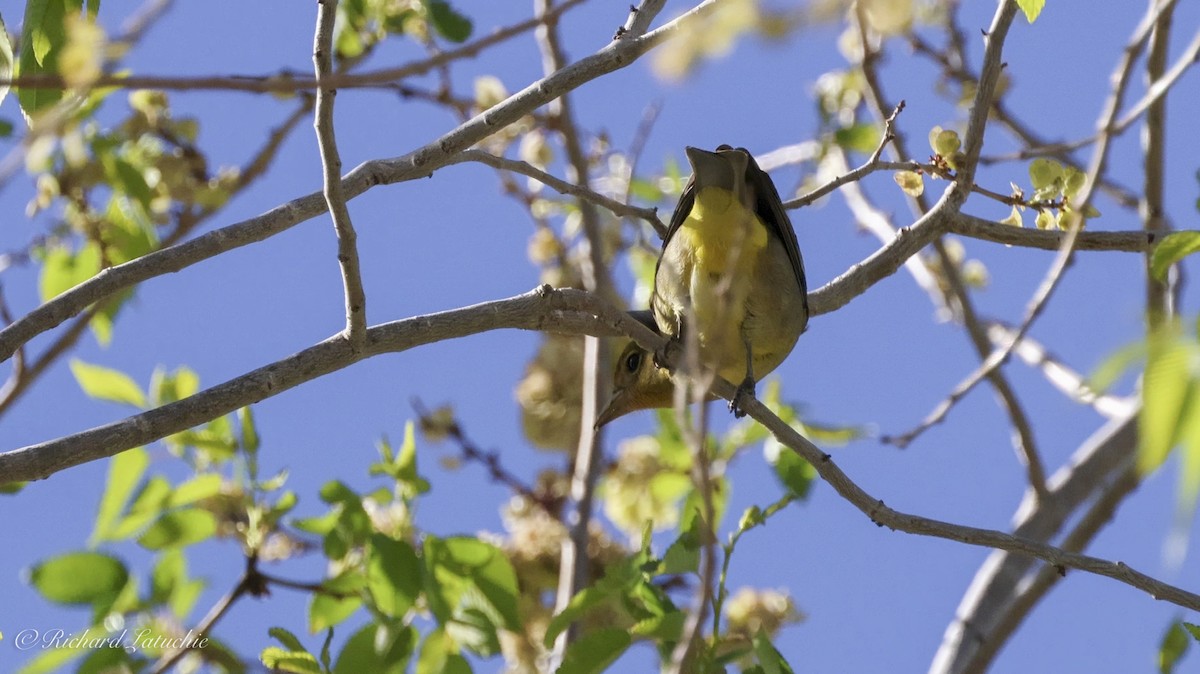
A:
448 149 664 233
0 286 642 484
313 0 367 346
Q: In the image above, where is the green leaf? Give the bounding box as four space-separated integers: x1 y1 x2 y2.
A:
1161 620 1190 674
833 123 880 154
1088 340 1146 394
556 627 631 674
630 609 685 640
660 527 701 575
424 536 520 631
90 447 149 546
0 13 14 107
894 170 924 197
17 0 72 115
270 627 310 653
367 534 421 618
752 628 795 674
424 0 472 42
768 443 815 499
930 127 961 157
1028 158 1063 191
543 586 610 648
70 360 146 407
150 366 200 405
39 243 101 302
1184 622 1200 642
1016 0 1045 23
109 475 171 539
150 548 205 618
1141 326 1198 476
1152 232 1200 281
30 551 128 606
166 473 222 507
260 647 323 674
310 572 365 632
239 406 260 453
138 508 217 549
333 623 415 674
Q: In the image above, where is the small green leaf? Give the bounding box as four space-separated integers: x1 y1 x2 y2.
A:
0 13 14 107
930 127 960 157
367 534 421 618
165 473 222 508
660 528 701 575
333 623 415 674
269 627 309 653
833 123 880 154
1016 0 1045 23
30 551 128 606
39 243 101 302
543 586 610 648
150 549 205 619
1029 158 1063 191
260 647 322 674
18 0 71 115
894 170 924 197
1063 166 1086 198
138 508 217 549
310 572 365 632
70 360 146 408
752 627 795 674
999 205 1023 227
1141 325 1198 476
1160 620 1190 674
557 628 631 674
1151 232 1200 281
769 444 815 499
424 0 472 42
90 447 149 545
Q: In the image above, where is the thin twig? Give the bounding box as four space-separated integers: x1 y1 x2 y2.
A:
0 0 590 96
985 321 1136 418
448 150 664 231
313 0 367 346
148 558 258 674
534 0 617 662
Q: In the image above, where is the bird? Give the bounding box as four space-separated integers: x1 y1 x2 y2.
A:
595 145 809 427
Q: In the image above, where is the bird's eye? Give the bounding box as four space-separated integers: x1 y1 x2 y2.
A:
624 351 642 373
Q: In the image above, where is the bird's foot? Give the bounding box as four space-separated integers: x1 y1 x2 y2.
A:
729 376 757 418
653 338 683 372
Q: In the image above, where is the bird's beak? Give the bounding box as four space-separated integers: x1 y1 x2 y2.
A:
686 146 750 199
594 386 632 429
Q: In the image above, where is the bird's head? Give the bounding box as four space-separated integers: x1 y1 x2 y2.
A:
594 341 674 428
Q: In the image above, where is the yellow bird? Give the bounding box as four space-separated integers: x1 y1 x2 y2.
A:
596 145 809 427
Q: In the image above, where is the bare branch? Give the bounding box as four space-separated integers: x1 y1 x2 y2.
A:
985 321 1136 418
0 286 636 483
313 0 367 346
449 150 664 232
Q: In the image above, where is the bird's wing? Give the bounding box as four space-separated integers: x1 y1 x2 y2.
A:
743 150 808 305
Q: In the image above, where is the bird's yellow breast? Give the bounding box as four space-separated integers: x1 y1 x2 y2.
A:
677 186 769 275
666 185 769 369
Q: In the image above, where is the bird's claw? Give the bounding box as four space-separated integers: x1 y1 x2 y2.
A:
729 376 756 418
653 338 683 371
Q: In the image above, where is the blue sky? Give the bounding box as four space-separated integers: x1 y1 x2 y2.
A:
2 1 1200 672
